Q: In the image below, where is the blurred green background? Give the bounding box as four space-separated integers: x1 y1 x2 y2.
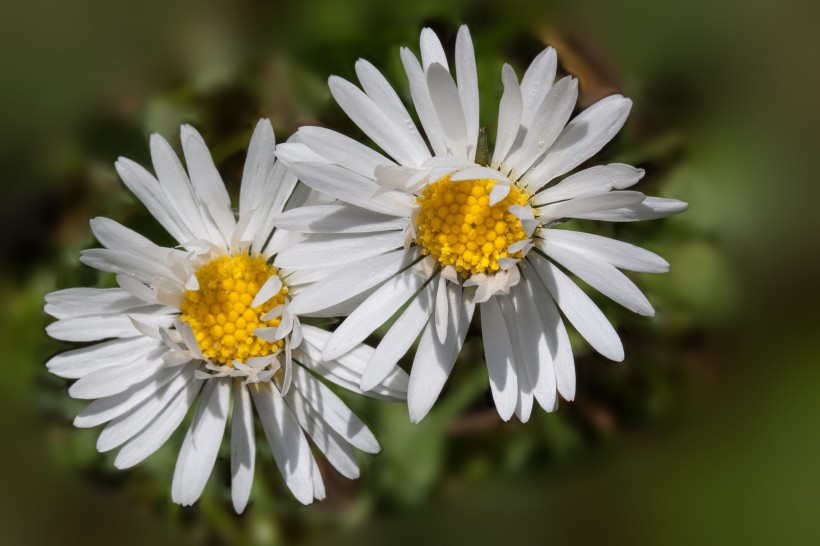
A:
2 0 818 544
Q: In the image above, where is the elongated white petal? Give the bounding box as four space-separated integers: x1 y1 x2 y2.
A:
323 271 425 360
539 242 654 316
492 64 524 169
528 253 623 361
114 379 202 469
272 204 407 234
291 365 380 453
427 63 468 159
115 158 189 244
512 277 557 411
526 95 633 191
508 77 578 179
231 381 256 513
330 76 429 167
532 164 645 206
250 382 314 505
74 365 185 428
420 27 448 70
408 283 474 422
541 229 669 273
96 365 195 451
251 275 283 308
480 297 518 421
44 288 147 320
523 267 575 401
274 231 403 271
294 126 395 178
285 388 361 479
150 133 213 243
455 25 479 160
538 191 645 224
47 310 175 342
172 377 231 506
573 196 689 222
355 59 430 163
401 47 448 156
48 335 161 380
69 349 165 400
362 281 435 391
286 249 411 316
519 47 558 129
239 118 277 217
288 161 414 217
180 125 236 244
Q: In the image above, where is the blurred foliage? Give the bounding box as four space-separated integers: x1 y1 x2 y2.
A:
1 0 819 545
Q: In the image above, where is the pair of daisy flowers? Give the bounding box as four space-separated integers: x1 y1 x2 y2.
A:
45 26 686 512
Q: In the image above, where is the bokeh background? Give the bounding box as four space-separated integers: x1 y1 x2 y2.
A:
2 0 819 544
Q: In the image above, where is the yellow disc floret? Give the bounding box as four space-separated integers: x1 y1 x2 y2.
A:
415 176 530 276
180 254 288 366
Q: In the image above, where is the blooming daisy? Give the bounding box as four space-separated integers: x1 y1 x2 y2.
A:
273 27 687 423
44 119 408 512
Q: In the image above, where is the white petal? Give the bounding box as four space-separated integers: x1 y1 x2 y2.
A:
407 284 474 423
528 253 623 361
96 364 195 451
239 118 277 217
541 229 669 273
288 161 414 217
574 196 689 222
455 25 479 161
250 382 314 505
419 27 448 70
539 241 654 316
180 125 236 244
329 76 429 167
285 389 361 479
272 204 407 234
532 164 645 205
251 274 283 309
114 158 189 244
285 249 411 316
44 288 147 320
150 133 213 242
526 95 633 191
48 335 160 380
113 378 202 469
73 365 184 428
68 348 166 400
480 297 518 421
400 47 448 156
491 64 524 169
434 274 449 344
537 191 645 224
47 310 175 342
511 277 557 412
231 381 256 513
507 77 578 179
274 231 403 270
323 271 425 360
355 60 430 164
291 365 379 453
519 47 558 129
427 63 468 159
362 281 434 391
295 125 396 179
172 377 230 506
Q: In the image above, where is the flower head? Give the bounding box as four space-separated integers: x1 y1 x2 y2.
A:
45 120 408 511
274 27 687 423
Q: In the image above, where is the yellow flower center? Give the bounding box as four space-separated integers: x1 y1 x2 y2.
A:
415 176 530 276
180 254 288 366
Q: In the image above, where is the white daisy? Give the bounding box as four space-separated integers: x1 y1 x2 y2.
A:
44 119 408 512
272 27 687 423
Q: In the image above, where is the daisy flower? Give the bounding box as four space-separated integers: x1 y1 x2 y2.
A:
44 120 408 512
273 27 687 423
